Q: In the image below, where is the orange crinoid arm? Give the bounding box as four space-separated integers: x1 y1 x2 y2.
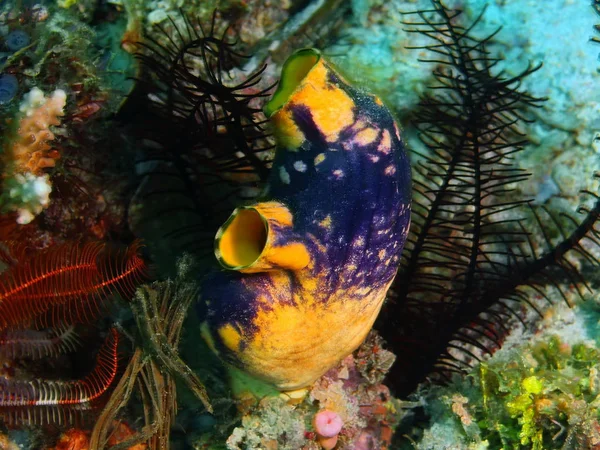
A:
0 241 147 330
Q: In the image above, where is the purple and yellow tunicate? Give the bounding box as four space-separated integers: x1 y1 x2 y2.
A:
199 48 411 391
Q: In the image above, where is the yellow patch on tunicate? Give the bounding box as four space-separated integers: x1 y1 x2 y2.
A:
299 274 318 293
269 242 311 271
351 119 367 132
241 286 387 389
291 61 355 143
374 96 384 106
307 232 327 254
218 323 243 352
379 249 386 260
354 127 379 146
318 215 332 229
254 201 294 227
377 129 392 154
214 267 398 390
271 110 305 150
255 294 272 307
314 153 326 165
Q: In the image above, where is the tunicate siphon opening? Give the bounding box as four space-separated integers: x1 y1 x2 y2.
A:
263 48 320 118
216 208 267 269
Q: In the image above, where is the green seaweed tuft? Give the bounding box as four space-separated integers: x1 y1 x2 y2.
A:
415 333 600 449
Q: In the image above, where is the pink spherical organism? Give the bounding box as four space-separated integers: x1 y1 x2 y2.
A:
313 410 343 449
314 410 343 437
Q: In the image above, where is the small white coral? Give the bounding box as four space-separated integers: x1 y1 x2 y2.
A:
6 173 52 224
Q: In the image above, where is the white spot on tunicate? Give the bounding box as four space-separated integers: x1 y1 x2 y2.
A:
373 214 385 226
342 142 353 152
279 166 291 184
368 154 380 163
333 169 344 179
293 161 307 172
393 122 402 141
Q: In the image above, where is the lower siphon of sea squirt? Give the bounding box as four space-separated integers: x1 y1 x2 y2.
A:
199 48 411 392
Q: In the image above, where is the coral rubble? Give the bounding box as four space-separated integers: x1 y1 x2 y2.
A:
218 331 403 450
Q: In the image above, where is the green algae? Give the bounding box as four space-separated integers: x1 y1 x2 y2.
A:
415 333 600 449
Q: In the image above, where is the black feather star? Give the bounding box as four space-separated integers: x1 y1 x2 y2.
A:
126 12 274 267
376 0 600 397
592 0 600 46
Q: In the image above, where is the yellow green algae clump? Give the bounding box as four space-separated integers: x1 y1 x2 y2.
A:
419 336 600 450
414 333 600 449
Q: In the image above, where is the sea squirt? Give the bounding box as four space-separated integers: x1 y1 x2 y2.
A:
199 48 411 391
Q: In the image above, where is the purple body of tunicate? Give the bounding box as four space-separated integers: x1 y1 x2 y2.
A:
0 73 18 104
6 30 30 52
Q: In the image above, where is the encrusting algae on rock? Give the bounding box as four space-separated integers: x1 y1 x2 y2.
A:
199 48 411 393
